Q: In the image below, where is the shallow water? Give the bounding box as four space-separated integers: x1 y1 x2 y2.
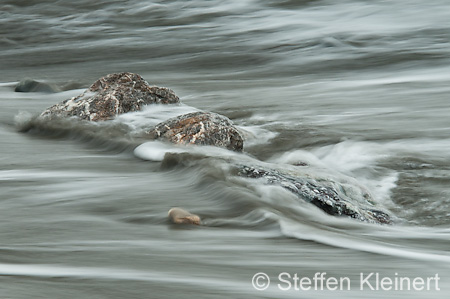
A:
1 0 450 298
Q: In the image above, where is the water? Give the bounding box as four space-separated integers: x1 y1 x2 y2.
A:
1 0 450 298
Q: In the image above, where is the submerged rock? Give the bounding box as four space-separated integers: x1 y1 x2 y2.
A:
146 111 244 151
239 166 392 224
168 207 201 225
15 78 58 93
40 72 179 121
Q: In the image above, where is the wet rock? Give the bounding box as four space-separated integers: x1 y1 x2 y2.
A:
15 78 58 93
40 72 179 121
146 111 244 151
168 207 201 225
239 166 392 224
293 162 308 167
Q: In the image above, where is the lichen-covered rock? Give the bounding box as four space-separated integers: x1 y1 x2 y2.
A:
146 111 244 151
40 72 179 121
239 166 392 224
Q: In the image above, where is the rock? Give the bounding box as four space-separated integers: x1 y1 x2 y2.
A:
146 111 244 151
168 207 201 225
39 72 180 121
15 78 59 93
239 165 392 224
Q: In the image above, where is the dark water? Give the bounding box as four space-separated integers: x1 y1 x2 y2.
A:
1 0 450 298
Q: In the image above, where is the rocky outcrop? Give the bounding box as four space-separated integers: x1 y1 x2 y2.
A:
239 166 392 224
40 72 179 121
146 111 244 152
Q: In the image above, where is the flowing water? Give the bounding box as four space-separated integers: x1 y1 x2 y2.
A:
1 0 450 298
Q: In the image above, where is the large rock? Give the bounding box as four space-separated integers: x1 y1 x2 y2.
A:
40 72 179 121
239 165 392 224
146 111 244 151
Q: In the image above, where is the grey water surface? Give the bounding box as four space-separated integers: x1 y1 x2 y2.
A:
1 0 450 298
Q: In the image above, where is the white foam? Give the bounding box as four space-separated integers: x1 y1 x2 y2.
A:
316 141 399 203
134 141 249 162
312 140 389 174
271 140 399 204
133 141 188 161
238 125 278 147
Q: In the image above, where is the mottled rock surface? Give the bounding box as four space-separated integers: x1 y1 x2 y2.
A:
239 166 392 224
40 72 179 121
147 111 244 151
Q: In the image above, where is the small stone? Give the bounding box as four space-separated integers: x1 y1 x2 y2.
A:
168 207 201 225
